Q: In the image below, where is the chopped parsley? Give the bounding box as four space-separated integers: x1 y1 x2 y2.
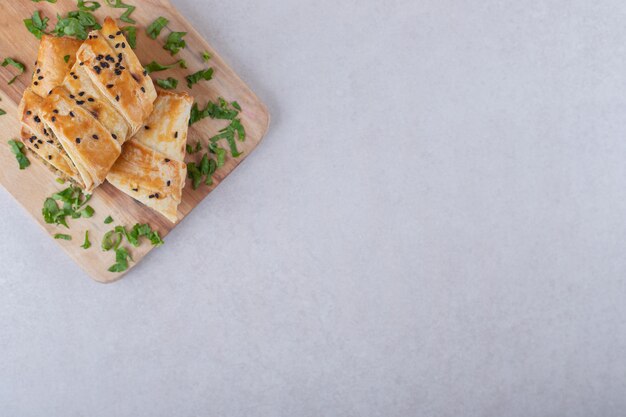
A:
63 55 70 63
2 58 25 85
53 10 101 40
187 153 217 189
186 141 202 154
121 26 137 49
81 231 91 249
202 51 211 62
24 11 49 40
102 223 163 273
54 234 72 240
56 177 66 184
104 0 136 24
147 16 169 39
163 31 187 55
77 0 101 11
156 77 178 90
185 68 213 89
0 109 6 116
8 140 30 170
32 0 57 3
144 59 187 74
104 215 114 224
209 143 227 167
188 98 246 158
42 185 93 228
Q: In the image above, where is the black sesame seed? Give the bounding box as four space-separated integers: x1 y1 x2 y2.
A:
34 116 41 123
73 75 78 80
108 35 115 39
69 94 75 99
37 139 43 144
115 43 121 48
118 53 123 61
34 81 39 86
122 42 126 49
51 116 56 122
47 140 53 144
116 31 122 35
79 92 85 97
53 109 59 114
48 155 52 160
69 111 75 117
141 87 146 93
70 72 75 76
115 69 122 76
167 180 171 186
34 143 39 149
26 110 32 116
76 101 85 105
145 126 150 130
75 138 81 144
79 62 85 66
92 134 99 140
112 134 118 140
164 158 170 162
36 68 40 74
38 76 43 80
43 130 49 137
97 54 104 60
143 70 147 76
115 95 120 102
174 132 178 138
94 66 101 74
132 188 138 192
88 97 95 102
148 194 155 199
107 84 114 88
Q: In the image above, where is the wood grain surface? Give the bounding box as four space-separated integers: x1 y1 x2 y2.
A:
0 0 269 283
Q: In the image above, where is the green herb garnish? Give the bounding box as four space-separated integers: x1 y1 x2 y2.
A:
144 59 187 74
77 0 101 11
186 141 202 154
81 231 91 249
24 11 49 40
53 10 101 40
56 177 66 184
104 0 136 24
185 68 213 89
202 51 211 62
104 215 114 224
146 16 168 39
0 109 6 116
8 140 30 170
156 77 178 90
42 185 93 228
63 55 70 63
163 31 186 55
121 26 137 49
209 143 226 167
32 0 57 3
2 58 25 85
108 247 132 272
54 234 72 240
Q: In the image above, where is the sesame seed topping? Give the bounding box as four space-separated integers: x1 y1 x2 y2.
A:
37 76 43 80
69 94 75 99
26 110 32 115
53 109 59 114
76 101 85 105
88 98 94 102
92 134 99 140
36 68 40 74
108 35 115 39
167 180 171 186
48 155 52 160
115 43 120 48
112 134 118 140
34 116 41 123
34 81 39 86
75 138 81 144
79 92 85 97
107 84 114 88
116 31 122 35
141 87 146 93
51 116 56 122
115 95 120 102
174 132 178 138
69 111 75 117
164 158 170 162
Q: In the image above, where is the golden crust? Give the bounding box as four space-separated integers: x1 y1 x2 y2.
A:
77 18 156 136
18 89 83 183
41 87 122 192
133 90 193 161
31 35 83 97
107 141 186 222
62 61 130 144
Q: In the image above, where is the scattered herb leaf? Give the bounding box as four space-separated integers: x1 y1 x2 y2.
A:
146 16 168 39
0 109 6 116
202 51 211 62
77 0 101 11
185 67 213 89
144 59 186 74
108 247 132 272
56 177 66 184
81 231 91 249
63 55 70 63
8 140 30 170
104 0 136 24
54 234 72 240
163 31 187 55
2 58 25 85
156 77 178 90
121 26 137 49
53 10 101 40
104 215 114 224
42 185 93 228
186 141 202 154
24 11 49 40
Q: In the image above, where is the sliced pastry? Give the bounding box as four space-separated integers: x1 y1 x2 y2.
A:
18 36 84 185
40 17 157 191
107 90 192 223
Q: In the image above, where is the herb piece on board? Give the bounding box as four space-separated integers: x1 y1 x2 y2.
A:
127 223 164 247
77 0 101 11
186 141 202 155
0 109 6 116
189 97 239 126
156 77 178 90
24 11 49 40
42 185 93 228
202 51 211 62
54 233 72 240
104 215 114 224
104 0 136 24
63 55 70 63
163 32 187 55
209 143 226 167
108 247 132 272
102 226 125 251
8 140 30 170
185 68 213 89
32 0 57 3
56 177 66 184
187 153 217 189
2 58 25 85
53 10 102 40
146 16 169 39
144 59 186 74
81 231 91 249
121 26 137 49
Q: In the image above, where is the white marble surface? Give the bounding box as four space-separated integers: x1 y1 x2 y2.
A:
3 0 626 415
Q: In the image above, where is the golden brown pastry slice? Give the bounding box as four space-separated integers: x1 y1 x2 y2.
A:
30 35 83 98
107 91 192 222
77 17 157 136
62 61 130 144
41 87 122 192
18 90 81 183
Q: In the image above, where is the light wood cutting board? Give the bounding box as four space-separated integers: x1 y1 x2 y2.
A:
0 0 270 283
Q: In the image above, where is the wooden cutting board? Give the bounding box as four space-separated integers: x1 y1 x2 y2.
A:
0 0 269 283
